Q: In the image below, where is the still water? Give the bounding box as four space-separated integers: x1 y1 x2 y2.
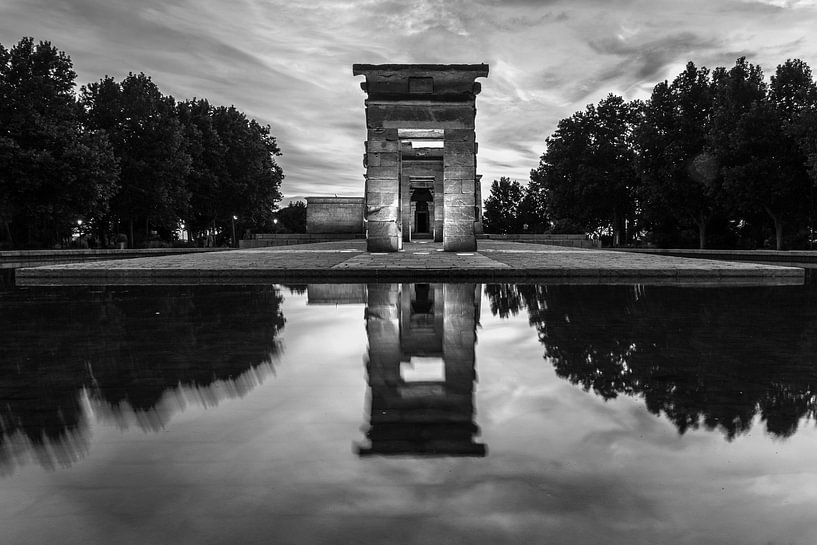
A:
1 281 817 544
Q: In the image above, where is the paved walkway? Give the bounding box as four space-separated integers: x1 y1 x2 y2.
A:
15 240 804 286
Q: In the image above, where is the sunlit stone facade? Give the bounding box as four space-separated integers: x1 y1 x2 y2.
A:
353 64 489 252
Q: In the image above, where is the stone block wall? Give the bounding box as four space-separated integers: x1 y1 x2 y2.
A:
353 64 489 252
305 197 365 234
364 129 402 251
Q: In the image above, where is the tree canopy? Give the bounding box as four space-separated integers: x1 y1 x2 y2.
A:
482 177 542 233
0 37 285 249
522 56 817 249
529 94 641 245
0 38 118 248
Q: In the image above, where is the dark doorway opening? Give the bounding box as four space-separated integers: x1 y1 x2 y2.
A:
416 201 430 234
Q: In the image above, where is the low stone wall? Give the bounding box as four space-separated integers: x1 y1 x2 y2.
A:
306 197 365 234
1 248 224 269
615 248 817 266
478 233 598 248
239 234 365 248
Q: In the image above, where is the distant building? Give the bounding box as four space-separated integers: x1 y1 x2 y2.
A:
305 197 364 234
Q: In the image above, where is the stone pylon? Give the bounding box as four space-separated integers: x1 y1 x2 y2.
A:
353 64 489 252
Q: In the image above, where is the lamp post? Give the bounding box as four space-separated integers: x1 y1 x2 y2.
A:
232 215 237 248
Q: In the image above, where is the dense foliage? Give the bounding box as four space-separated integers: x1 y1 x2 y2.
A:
0 38 284 248
523 57 817 249
274 200 307 233
482 177 541 233
0 38 118 248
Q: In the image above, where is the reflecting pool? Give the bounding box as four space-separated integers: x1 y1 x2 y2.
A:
2 282 817 544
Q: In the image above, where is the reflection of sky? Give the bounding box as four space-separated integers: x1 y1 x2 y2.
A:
2 289 817 544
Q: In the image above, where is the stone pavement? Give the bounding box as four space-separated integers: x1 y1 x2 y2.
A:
15 239 804 286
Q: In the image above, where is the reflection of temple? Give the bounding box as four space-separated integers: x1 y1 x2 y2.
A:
357 283 485 456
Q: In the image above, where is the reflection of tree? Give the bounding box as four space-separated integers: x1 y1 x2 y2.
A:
0 286 285 473
485 283 817 440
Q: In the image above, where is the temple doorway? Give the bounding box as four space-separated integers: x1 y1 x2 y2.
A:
415 202 430 235
411 188 433 239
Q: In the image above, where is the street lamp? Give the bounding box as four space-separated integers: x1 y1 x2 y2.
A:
231 215 237 248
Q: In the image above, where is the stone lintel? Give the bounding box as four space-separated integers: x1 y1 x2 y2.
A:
398 128 445 139
353 63 489 74
354 64 489 101
401 148 445 160
365 103 476 130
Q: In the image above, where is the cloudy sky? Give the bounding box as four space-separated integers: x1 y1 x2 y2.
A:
2 0 816 200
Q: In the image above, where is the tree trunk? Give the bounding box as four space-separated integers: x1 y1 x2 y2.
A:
695 212 707 250
129 218 134 249
1 221 13 248
764 206 784 250
613 211 621 247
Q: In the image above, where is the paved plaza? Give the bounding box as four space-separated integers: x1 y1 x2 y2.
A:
14 239 804 286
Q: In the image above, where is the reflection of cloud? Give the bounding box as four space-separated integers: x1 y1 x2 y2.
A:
1 0 816 195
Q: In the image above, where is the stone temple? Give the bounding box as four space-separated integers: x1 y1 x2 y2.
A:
353 63 489 252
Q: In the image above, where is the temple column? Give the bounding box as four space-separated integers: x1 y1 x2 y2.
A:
443 129 477 251
365 128 402 251
434 172 444 242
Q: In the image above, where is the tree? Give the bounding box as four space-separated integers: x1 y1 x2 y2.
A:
771 59 817 248
483 177 525 233
530 95 641 245
637 62 719 248
0 37 118 248
208 105 283 231
82 73 190 246
177 98 227 237
275 201 307 233
708 57 814 250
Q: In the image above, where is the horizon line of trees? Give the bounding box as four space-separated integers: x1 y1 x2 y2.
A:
0 37 285 249
484 57 817 250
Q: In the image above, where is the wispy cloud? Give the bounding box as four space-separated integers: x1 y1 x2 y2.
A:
1 0 816 198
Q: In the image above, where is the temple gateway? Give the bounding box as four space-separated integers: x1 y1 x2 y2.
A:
353 64 489 252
